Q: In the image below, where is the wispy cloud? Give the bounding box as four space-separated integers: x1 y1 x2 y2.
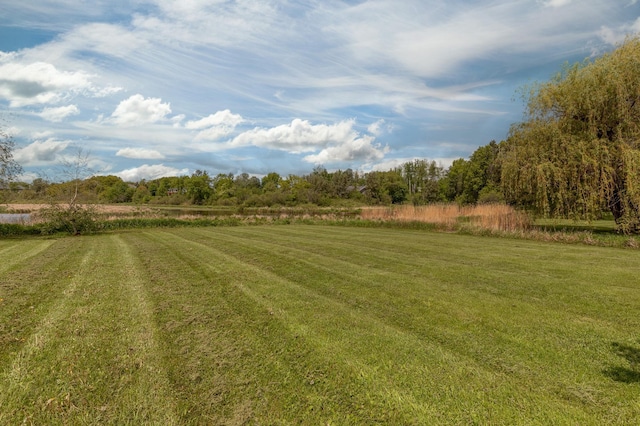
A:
39 104 79 122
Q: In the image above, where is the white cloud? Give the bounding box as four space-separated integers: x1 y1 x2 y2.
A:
329 1 612 81
171 114 186 127
89 85 124 98
599 17 640 45
32 130 54 139
303 135 388 164
14 138 71 165
39 105 80 122
0 61 93 107
185 109 244 140
367 119 389 137
540 0 573 7
226 118 390 165
3 126 21 137
116 147 165 159
185 110 244 129
59 22 148 59
231 119 358 153
115 164 189 182
111 94 172 126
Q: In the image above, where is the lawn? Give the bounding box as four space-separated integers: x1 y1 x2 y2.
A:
1 225 639 424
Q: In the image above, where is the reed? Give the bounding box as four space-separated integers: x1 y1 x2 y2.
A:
360 203 531 232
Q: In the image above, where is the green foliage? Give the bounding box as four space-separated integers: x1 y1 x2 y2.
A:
399 159 443 204
0 223 40 237
502 38 640 233
36 203 98 235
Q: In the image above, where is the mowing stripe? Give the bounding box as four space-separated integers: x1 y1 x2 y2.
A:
108 234 179 424
160 227 625 423
0 246 94 415
0 239 54 275
0 235 179 425
152 229 536 421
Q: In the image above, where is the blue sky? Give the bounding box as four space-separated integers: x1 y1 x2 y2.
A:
1 0 639 182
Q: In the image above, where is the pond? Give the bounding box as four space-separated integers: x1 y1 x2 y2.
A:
0 213 32 224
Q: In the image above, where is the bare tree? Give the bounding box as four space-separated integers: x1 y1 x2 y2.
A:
0 118 23 190
38 147 98 235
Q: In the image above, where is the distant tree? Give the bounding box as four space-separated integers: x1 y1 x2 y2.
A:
440 158 468 203
261 172 281 192
85 175 133 203
284 174 311 204
462 140 503 204
132 181 151 204
331 168 356 199
365 170 407 204
501 38 640 232
400 159 443 205
212 173 235 202
186 170 212 204
31 178 50 196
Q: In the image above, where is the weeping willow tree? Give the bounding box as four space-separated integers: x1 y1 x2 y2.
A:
501 37 640 233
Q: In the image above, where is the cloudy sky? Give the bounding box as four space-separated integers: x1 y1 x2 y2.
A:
1 0 639 182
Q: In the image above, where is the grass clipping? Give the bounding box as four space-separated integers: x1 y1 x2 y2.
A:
361 203 531 233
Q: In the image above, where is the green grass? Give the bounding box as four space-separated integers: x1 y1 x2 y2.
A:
534 218 617 233
1 226 640 424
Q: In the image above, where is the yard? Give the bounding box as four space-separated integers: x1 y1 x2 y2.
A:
1 225 639 424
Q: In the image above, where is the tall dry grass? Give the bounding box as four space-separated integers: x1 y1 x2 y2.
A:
360 203 531 232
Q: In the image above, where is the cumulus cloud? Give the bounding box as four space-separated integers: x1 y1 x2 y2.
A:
0 61 93 107
39 105 80 122
115 164 189 182
185 110 244 129
304 135 388 164
227 118 389 165
111 94 172 126
14 138 71 165
185 109 244 140
116 147 165 159
231 119 358 153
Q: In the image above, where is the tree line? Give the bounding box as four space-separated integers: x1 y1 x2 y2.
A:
3 149 503 208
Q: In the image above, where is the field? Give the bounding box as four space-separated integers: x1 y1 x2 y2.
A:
1 225 640 424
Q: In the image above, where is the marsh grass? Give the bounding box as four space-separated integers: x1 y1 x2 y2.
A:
361 203 531 232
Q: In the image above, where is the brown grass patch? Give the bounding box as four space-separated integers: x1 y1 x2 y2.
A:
360 203 531 232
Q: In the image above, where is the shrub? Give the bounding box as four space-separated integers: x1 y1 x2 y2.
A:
36 203 99 235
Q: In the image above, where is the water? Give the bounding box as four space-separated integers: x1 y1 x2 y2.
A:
0 213 31 224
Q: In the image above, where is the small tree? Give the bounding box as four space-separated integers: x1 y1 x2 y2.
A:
502 37 640 233
37 147 98 235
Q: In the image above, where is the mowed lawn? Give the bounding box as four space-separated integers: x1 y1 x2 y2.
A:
1 226 640 425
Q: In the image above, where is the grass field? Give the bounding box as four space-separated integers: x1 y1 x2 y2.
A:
1 225 640 424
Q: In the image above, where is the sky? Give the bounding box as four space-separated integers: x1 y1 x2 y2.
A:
1 0 640 183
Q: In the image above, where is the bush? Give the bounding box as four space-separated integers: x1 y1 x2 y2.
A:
36 203 99 235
